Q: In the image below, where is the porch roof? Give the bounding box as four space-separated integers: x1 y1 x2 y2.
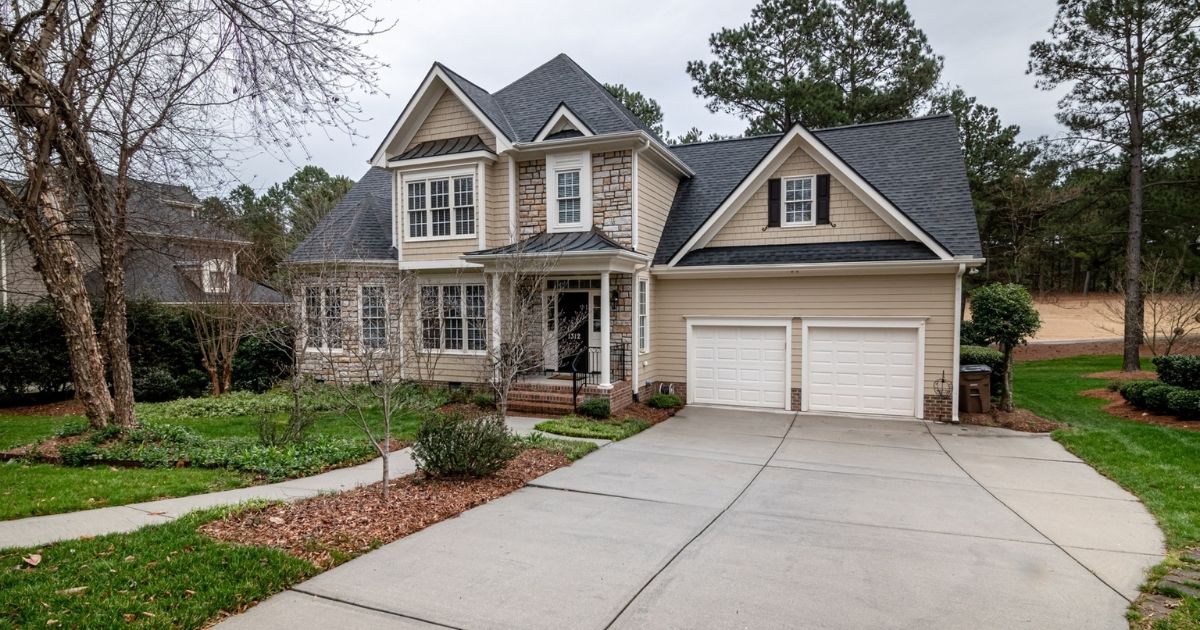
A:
465 229 635 257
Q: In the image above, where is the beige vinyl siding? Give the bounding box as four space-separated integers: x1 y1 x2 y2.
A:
637 274 658 387
407 90 497 152
636 157 679 257
708 146 901 247
650 273 956 393
487 154 511 248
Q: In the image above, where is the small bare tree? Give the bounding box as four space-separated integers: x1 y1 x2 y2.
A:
300 263 427 499
481 248 587 418
1103 255 1200 356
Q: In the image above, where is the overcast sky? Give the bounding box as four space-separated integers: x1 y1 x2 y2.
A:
233 0 1065 192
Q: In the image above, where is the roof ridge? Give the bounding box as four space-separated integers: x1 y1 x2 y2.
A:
434 61 518 139
669 133 783 149
812 113 953 133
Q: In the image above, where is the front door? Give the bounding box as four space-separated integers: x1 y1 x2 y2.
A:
557 291 590 372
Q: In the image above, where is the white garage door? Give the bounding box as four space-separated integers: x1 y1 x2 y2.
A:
690 325 788 409
806 326 919 417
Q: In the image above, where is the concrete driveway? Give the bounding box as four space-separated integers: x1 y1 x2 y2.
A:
220 407 1164 629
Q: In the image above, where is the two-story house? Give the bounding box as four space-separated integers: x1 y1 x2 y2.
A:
288 54 984 421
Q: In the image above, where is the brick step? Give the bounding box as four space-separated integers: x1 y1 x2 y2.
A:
507 399 577 415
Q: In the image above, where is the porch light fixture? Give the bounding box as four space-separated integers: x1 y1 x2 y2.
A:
610 290 619 310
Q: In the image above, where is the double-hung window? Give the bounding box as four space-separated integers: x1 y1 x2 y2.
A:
557 171 581 225
305 287 342 350
360 286 387 349
419 284 487 352
406 174 475 239
637 279 649 353
783 176 815 226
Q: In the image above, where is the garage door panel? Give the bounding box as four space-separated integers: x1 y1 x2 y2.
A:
806 325 919 417
690 325 788 410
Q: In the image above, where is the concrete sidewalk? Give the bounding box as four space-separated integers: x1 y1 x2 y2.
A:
0 450 415 549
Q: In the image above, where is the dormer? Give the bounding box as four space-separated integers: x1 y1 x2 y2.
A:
533 103 594 142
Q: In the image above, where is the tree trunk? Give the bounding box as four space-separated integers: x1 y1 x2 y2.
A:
99 254 137 426
17 189 116 428
1123 125 1145 372
1001 345 1015 413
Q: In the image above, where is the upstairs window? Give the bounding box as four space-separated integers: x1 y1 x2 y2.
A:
546 151 591 232
406 174 475 240
201 259 229 294
305 287 342 350
783 176 815 226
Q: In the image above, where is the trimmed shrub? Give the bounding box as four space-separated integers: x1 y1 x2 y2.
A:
1144 384 1179 414
0 303 73 400
1120 380 1160 409
1167 389 1200 420
471 392 496 409
412 413 516 478
1153 355 1200 390
959 319 990 347
646 393 683 409
577 397 611 419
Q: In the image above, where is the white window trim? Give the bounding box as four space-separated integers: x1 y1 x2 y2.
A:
201 259 230 294
637 277 649 354
359 285 388 351
546 150 592 233
304 286 344 353
799 317 926 420
402 166 478 242
418 282 489 355
781 175 817 228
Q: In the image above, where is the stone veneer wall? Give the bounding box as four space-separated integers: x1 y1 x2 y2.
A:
296 266 404 382
611 273 633 382
591 150 633 246
517 159 547 239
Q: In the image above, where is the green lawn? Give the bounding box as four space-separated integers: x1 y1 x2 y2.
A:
0 507 317 628
534 416 651 441
0 407 424 522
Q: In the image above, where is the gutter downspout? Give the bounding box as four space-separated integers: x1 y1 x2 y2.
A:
951 263 966 423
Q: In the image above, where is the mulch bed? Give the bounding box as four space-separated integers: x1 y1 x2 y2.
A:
1085 370 1158 381
959 408 1060 433
616 402 676 425
200 448 570 568
0 433 91 462
0 398 84 417
436 403 492 418
1080 388 1200 432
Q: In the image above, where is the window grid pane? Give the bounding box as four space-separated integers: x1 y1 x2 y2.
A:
784 178 814 224
305 287 321 348
557 170 581 224
442 285 462 350
638 280 648 352
421 286 440 349
465 285 486 351
430 179 451 237
361 286 387 349
454 177 475 236
408 182 428 238
324 288 342 349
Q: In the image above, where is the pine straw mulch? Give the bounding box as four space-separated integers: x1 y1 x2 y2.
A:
0 433 91 462
959 408 1060 433
1086 370 1158 381
1080 388 1200 432
199 448 570 568
0 398 84 417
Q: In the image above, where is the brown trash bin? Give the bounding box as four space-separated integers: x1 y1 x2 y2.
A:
959 364 992 414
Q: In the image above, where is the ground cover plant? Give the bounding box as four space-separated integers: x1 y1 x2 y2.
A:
534 415 651 441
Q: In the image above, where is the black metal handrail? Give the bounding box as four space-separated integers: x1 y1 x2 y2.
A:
570 346 599 411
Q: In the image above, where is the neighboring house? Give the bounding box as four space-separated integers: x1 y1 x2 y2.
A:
288 53 983 421
0 180 283 308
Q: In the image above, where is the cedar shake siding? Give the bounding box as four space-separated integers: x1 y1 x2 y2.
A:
406 91 497 152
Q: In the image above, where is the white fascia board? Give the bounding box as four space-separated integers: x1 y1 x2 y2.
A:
651 258 979 279
666 126 953 266
398 260 483 270
533 104 595 142
512 131 693 177
369 66 511 167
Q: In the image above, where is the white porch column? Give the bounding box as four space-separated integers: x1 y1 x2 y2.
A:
599 271 612 389
490 272 501 355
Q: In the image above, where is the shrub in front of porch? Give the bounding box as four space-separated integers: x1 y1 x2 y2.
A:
646 393 683 409
577 397 610 419
534 415 650 441
412 413 517 478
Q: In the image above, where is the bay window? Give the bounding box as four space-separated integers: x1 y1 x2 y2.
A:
360 286 387 349
305 286 342 350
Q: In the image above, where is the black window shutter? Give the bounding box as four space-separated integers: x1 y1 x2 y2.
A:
767 178 781 228
816 174 831 225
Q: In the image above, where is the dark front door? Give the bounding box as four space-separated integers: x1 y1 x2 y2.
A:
557 291 589 372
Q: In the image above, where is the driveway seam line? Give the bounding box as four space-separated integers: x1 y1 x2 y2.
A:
922 422 1134 604
782 435 942 452
524 483 704 507
288 587 464 629
600 411 801 630
730 509 1056 546
762 462 975 486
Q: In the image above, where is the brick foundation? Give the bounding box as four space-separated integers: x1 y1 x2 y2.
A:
924 393 953 422
791 388 802 410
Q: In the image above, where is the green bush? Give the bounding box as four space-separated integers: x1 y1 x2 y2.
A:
412 413 516 478
646 393 682 409
232 330 293 393
58 442 100 467
577 397 611 419
959 319 990 346
1167 389 1200 420
1120 380 1160 409
0 302 72 400
1144 384 1180 414
1153 355 1200 390
471 392 496 409
54 419 89 438
960 345 1003 369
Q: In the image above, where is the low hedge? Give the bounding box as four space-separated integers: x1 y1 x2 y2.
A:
1153 355 1200 390
1120 380 1200 420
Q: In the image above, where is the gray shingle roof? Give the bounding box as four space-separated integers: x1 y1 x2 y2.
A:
392 135 491 161
287 167 395 263
84 249 284 304
466 229 634 256
676 240 938 267
656 115 981 264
